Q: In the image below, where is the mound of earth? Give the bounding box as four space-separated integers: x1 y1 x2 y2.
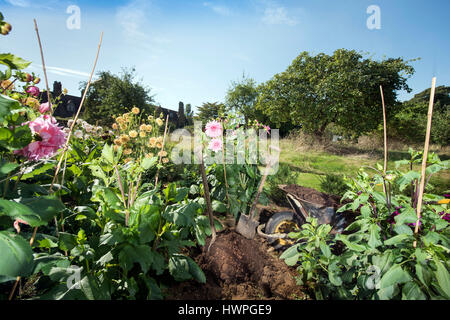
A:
167 230 306 300
280 184 352 210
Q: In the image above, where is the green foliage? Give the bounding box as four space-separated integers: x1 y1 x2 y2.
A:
392 85 449 145
266 163 299 205
80 68 155 127
257 49 416 137
194 102 225 123
225 74 259 124
319 173 349 196
281 150 449 300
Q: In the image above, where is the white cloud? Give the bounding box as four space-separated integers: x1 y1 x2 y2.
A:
5 0 30 7
262 6 298 26
203 2 232 16
30 64 90 79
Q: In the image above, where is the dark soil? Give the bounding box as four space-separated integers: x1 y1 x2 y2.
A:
166 229 306 300
280 184 350 209
166 184 355 300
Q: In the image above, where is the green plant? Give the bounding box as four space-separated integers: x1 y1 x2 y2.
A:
281 149 449 300
319 173 349 196
266 163 299 205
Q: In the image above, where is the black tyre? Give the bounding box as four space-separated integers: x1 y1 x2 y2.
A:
265 211 298 250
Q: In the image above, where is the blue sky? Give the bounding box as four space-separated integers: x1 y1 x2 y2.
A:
1 0 449 112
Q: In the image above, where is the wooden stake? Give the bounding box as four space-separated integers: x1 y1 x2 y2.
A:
33 20 52 112
380 85 388 175
50 32 103 192
413 77 436 248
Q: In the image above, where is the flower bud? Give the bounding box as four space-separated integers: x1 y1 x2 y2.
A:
26 86 40 97
33 77 41 84
1 23 12 35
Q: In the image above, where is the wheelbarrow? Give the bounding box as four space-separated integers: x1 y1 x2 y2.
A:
256 185 349 249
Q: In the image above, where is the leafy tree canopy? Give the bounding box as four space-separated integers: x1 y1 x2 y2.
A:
225 74 259 124
194 102 225 123
256 49 416 137
80 67 155 126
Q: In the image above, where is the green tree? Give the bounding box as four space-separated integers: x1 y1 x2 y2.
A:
225 74 259 125
177 101 186 128
256 49 416 138
80 68 155 126
392 85 449 145
194 102 225 123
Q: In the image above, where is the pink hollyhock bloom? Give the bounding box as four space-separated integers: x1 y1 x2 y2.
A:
263 125 271 133
26 86 40 97
39 102 51 114
205 120 222 138
13 218 29 233
208 138 223 152
14 115 67 161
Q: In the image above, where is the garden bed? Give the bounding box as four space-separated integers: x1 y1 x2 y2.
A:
167 229 306 300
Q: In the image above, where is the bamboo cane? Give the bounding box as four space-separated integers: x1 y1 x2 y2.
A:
33 20 52 112
380 85 388 175
413 77 436 248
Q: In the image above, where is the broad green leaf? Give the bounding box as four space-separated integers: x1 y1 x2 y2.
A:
0 159 18 176
0 199 46 227
212 200 226 213
380 264 411 289
18 196 65 223
168 254 206 283
141 156 158 170
384 234 411 246
280 244 300 266
101 144 114 165
0 53 31 70
368 223 382 248
396 171 421 191
434 258 450 299
319 241 331 258
402 281 426 300
0 231 34 277
118 244 154 273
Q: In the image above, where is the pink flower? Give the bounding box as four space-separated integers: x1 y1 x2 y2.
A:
13 218 29 233
263 125 271 133
39 102 51 114
208 138 223 152
205 120 222 138
14 115 67 161
26 86 40 97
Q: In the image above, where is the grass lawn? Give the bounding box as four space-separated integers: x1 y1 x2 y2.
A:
278 139 450 194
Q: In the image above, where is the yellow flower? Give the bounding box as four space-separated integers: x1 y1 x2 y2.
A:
120 123 128 131
131 107 140 115
120 134 130 143
139 131 146 138
124 157 133 164
147 115 154 121
156 118 164 126
116 116 124 123
63 88 68 95
437 199 450 205
139 124 147 131
156 136 163 143
158 150 167 157
162 158 169 164
124 148 133 155
25 97 40 110
156 142 162 149
113 145 120 152
145 153 154 158
129 130 138 138
148 137 157 147
113 138 122 146
145 124 153 132
1 80 14 91
123 113 131 121
112 123 118 130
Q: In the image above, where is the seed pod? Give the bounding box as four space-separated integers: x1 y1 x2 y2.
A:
1 22 12 35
